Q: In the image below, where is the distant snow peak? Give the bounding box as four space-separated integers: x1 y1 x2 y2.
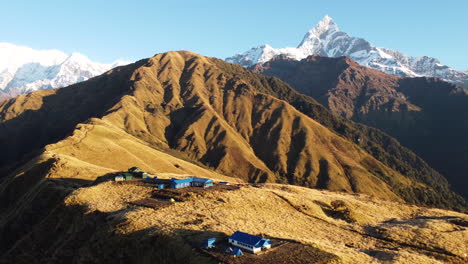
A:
0 43 131 99
66 52 92 64
226 16 468 88
310 15 339 37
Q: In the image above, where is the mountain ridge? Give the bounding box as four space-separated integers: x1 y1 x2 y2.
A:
0 42 129 101
252 54 468 198
0 51 466 263
226 16 468 88
0 50 464 210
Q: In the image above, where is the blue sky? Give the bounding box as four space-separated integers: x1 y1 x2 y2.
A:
2 0 467 69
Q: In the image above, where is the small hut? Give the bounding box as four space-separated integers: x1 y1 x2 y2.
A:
121 172 133 180
115 176 124 182
202 238 216 249
232 248 243 257
128 167 143 173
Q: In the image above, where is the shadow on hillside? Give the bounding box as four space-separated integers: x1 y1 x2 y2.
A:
380 215 468 228
0 168 337 264
0 199 218 264
47 172 116 188
382 215 461 224
48 177 95 187
361 249 397 262
0 169 119 261
0 60 147 171
0 157 56 210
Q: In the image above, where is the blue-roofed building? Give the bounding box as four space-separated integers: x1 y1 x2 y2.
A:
170 178 193 189
144 177 170 186
228 231 272 253
192 177 214 188
232 247 243 257
168 177 214 189
202 238 216 249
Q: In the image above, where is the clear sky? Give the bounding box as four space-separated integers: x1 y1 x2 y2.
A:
2 0 467 69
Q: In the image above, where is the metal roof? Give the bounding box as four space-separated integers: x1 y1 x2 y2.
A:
170 177 213 184
171 178 193 184
228 231 272 248
232 247 243 256
204 238 216 248
192 177 213 183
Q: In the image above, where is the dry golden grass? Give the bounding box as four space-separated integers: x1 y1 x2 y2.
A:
0 50 454 206
67 182 467 264
1 51 466 263
0 89 55 121
45 118 234 182
95 51 416 201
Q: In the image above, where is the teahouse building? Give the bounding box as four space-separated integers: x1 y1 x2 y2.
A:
170 178 193 189
121 172 133 180
228 231 272 253
191 177 214 188
128 167 142 173
169 177 213 189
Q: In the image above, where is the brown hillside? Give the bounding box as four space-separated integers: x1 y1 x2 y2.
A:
253 55 468 199
0 51 463 208
253 55 420 121
0 51 467 263
94 51 410 199
213 57 465 210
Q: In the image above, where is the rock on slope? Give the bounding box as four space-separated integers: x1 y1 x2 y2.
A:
226 16 468 88
253 55 468 198
0 42 128 102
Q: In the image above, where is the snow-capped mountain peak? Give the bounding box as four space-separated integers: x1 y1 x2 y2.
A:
64 52 93 65
0 43 131 100
226 17 468 88
309 15 339 38
59 53 110 77
297 16 343 57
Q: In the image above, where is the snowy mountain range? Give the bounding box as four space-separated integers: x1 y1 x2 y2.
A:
226 16 468 88
0 43 129 101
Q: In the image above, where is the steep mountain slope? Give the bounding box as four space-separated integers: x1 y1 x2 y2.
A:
214 59 466 209
0 51 464 210
0 51 466 264
253 55 468 198
252 55 412 121
226 16 468 88
0 43 128 101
